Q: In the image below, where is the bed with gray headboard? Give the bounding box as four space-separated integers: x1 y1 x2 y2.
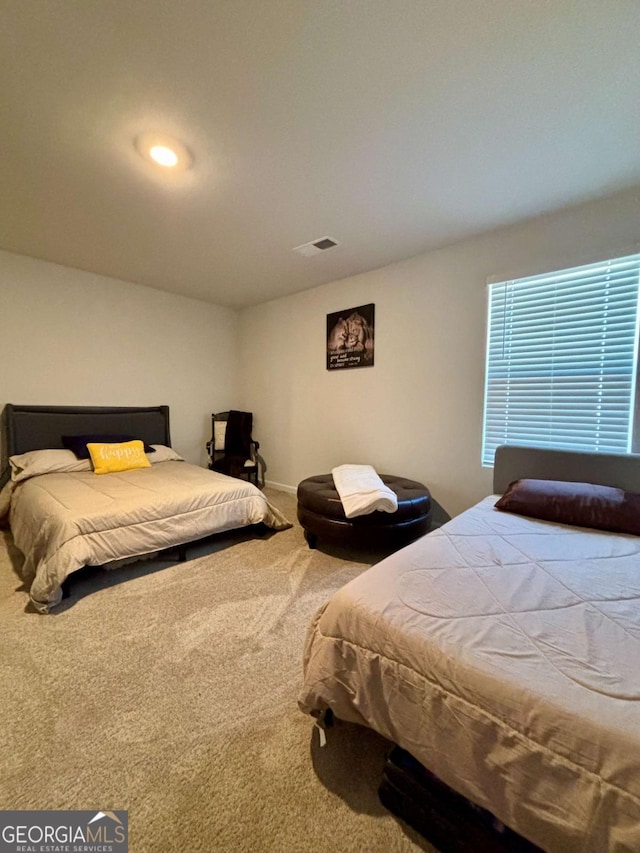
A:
1 404 171 487
299 445 640 853
1 404 290 613
492 443 640 493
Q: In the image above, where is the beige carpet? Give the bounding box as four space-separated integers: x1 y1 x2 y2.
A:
0 488 435 853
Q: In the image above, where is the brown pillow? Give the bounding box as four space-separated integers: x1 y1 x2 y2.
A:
495 478 640 536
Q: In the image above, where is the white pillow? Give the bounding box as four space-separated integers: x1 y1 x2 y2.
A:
213 421 227 452
10 449 92 483
147 445 185 463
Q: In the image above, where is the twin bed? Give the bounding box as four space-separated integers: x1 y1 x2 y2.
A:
0 404 290 613
299 445 640 853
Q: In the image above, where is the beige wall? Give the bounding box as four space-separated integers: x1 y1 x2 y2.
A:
238 189 640 517
0 250 238 465
3 189 638 515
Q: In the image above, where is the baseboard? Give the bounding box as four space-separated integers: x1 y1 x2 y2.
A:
264 480 297 495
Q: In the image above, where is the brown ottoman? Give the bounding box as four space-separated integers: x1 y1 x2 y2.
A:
297 474 431 550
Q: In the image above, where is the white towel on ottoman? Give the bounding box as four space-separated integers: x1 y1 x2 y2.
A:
331 464 399 519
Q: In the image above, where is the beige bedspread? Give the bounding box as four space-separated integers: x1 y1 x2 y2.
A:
299 496 640 853
9 461 290 613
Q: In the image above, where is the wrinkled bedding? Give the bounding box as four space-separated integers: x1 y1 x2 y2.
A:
299 496 640 853
8 461 291 613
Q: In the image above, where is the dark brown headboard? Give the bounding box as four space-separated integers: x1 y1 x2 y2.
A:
3 404 171 459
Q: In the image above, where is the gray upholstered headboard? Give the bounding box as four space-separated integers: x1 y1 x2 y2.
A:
1 405 171 486
493 445 640 494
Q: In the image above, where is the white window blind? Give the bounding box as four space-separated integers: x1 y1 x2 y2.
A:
482 254 640 467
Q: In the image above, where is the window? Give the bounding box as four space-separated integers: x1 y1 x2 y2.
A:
482 253 640 467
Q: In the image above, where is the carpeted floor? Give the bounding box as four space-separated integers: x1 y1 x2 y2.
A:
0 488 435 853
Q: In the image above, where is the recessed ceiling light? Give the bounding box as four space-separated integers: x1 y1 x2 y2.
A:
135 133 193 172
149 145 179 168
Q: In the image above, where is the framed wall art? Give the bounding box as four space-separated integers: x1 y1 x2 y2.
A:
326 303 375 370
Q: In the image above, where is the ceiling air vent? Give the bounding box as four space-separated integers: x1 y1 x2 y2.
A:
292 236 340 257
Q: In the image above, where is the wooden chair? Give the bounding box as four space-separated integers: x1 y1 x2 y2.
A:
206 410 260 485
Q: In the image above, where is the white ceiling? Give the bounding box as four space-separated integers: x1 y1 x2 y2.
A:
1 1 639 308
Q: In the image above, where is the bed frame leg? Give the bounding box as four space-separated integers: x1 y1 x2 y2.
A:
177 545 187 562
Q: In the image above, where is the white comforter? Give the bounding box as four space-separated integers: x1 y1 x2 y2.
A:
299 496 640 853
9 461 290 613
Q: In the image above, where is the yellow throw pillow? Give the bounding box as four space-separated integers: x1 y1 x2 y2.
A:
87 440 152 475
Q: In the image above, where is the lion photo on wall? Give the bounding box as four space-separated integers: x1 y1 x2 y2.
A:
326 303 375 370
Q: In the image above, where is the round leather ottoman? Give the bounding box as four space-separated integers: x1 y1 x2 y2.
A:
297 474 431 550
